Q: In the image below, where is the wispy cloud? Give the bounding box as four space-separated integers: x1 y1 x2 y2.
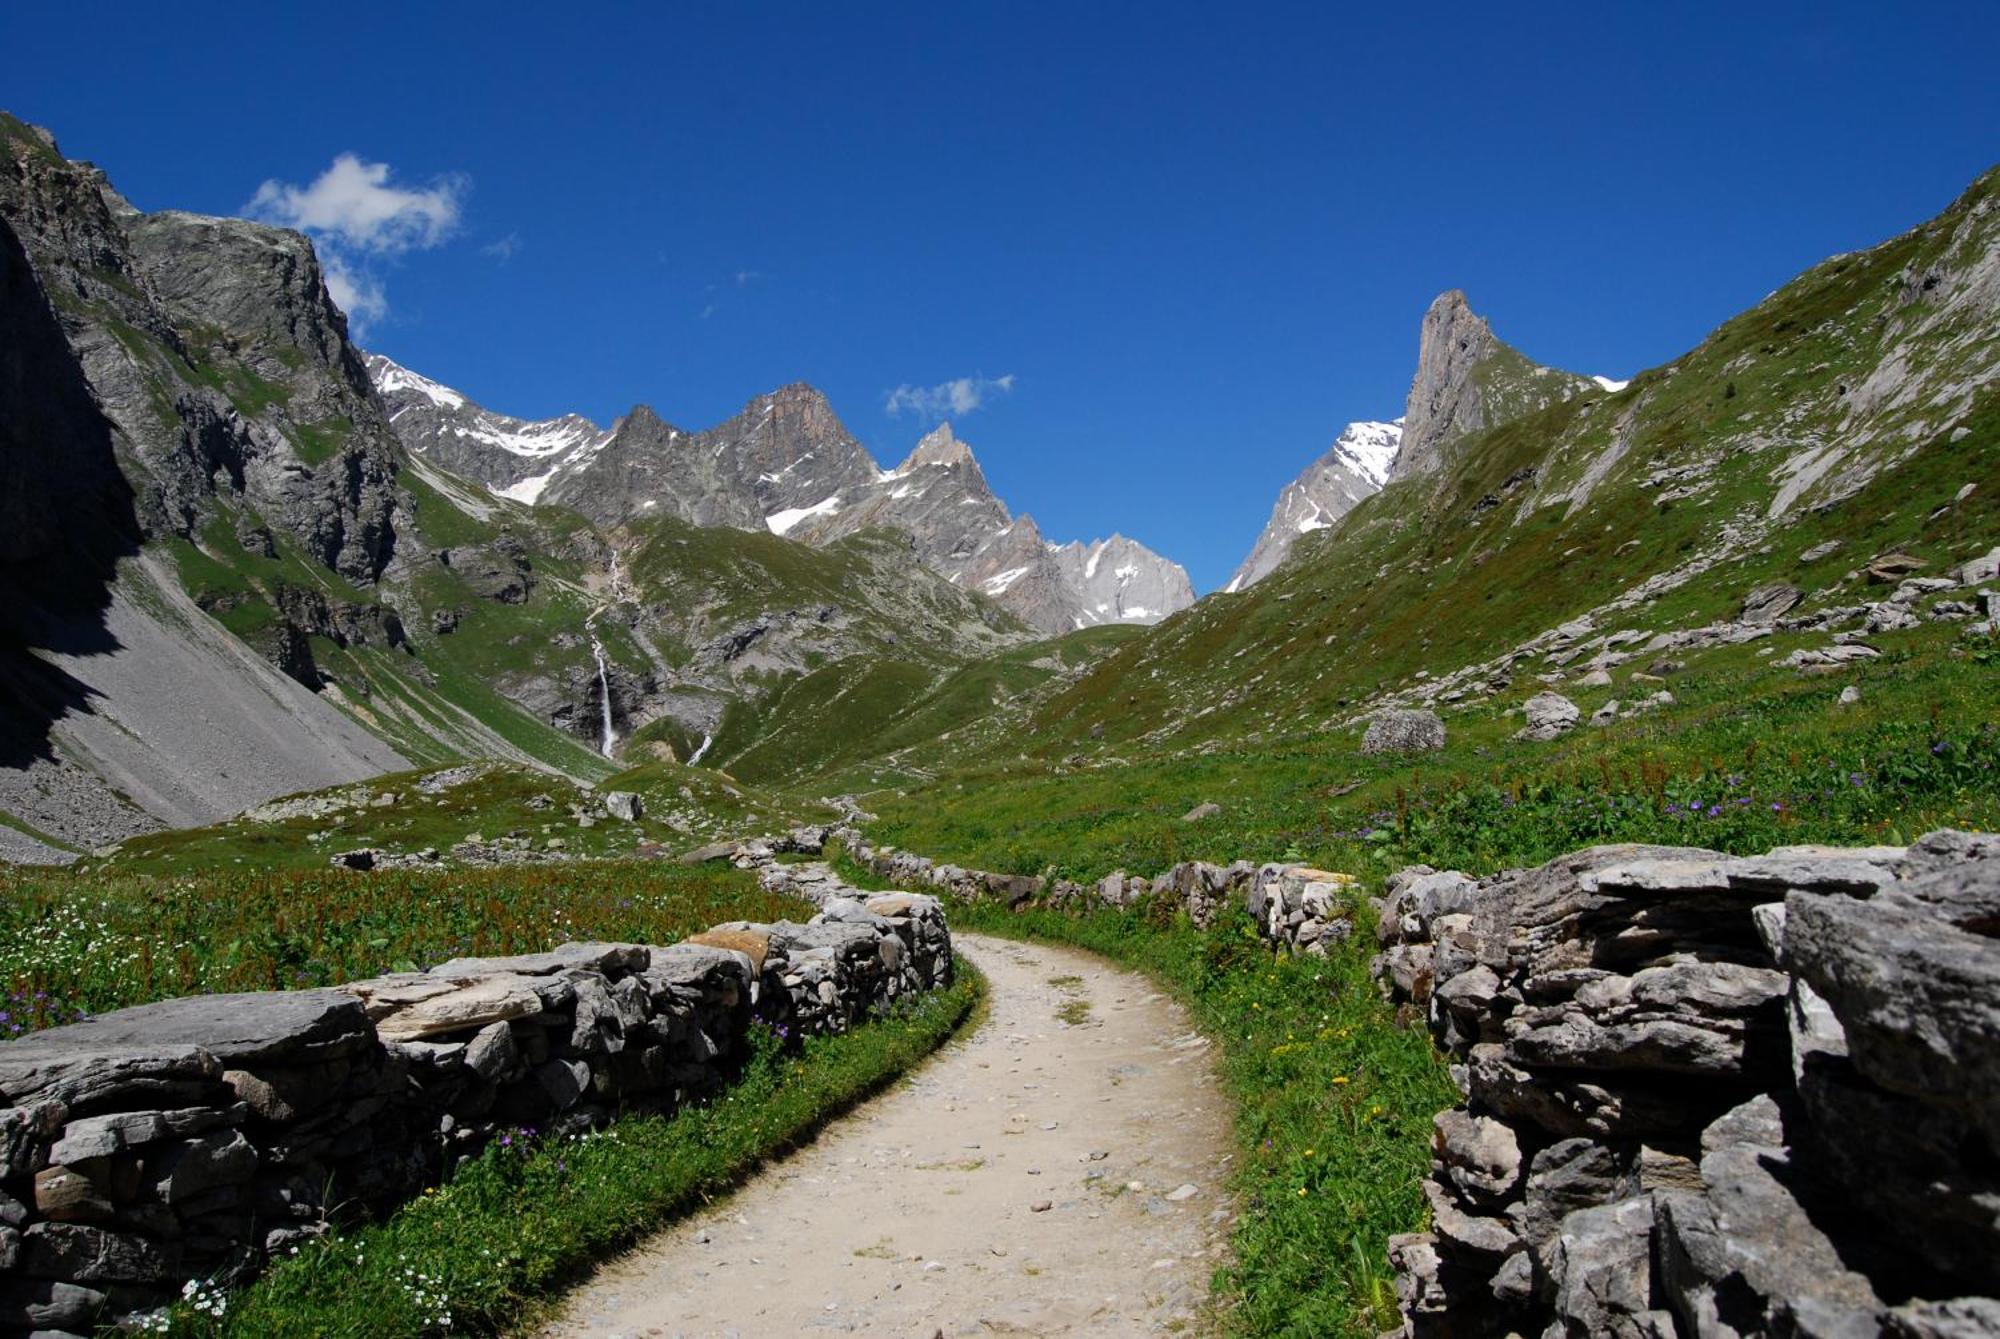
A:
884 373 1017 419
245 154 467 335
482 232 522 261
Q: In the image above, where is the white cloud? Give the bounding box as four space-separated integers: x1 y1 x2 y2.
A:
482 232 521 261
247 154 463 252
321 260 387 332
244 154 467 336
885 373 1017 419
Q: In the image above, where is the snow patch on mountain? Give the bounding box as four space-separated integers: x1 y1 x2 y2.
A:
766 494 842 536
1226 418 1404 592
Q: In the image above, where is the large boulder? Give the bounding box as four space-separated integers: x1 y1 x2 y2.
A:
1362 709 1446 754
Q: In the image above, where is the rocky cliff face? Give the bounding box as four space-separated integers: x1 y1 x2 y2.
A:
0 118 403 585
1227 419 1402 591
367 362 1196 634
1049 533 1197 625
1389 290 1599 481
0 114 419 847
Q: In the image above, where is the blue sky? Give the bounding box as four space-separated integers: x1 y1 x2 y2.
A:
6 3 1997 591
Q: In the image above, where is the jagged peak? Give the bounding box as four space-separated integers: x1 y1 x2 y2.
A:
899 422 979 471
1391 289 1588 480
617 403 687 439
364 352 467 411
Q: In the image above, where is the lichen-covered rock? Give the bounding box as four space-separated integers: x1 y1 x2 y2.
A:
1362 708 1446 754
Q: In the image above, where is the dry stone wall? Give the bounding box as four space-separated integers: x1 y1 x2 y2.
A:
1371 829 2000 1338
799 817 2000 1336
0 880 952 1337
818 825 1360 955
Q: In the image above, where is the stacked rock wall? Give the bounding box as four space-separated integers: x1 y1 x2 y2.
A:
823 826 1359 954
0 893 953 1337
1371 830 2000 1337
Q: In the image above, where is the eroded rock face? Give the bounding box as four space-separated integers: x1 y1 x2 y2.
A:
1372 832 2000 1337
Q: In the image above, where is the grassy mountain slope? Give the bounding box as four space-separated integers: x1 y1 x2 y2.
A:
1006 166 2000 756
1 113 1045 847
847 168 1999 880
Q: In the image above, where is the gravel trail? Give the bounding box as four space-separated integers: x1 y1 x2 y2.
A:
537 931 1235 1337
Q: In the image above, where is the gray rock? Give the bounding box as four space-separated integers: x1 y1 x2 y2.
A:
21 1223 178 1283
1741 582 1804 624
1515 691 1581 741
535 1059 591 1110
1361 709 1446 754
1180 802 1222 822
1884 1298 2000 1337
603 790 644 822
0 990 371 1081
153 1130 257 1204
428 942 650 979
1545 1196 1675 1339
1431 1110 1522 1206
1655 1141 1883 1338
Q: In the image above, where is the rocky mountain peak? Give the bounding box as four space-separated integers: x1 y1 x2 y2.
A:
1389 289 1597 481
1226 417 1405 591
366 358 1194 634
901 423 979 471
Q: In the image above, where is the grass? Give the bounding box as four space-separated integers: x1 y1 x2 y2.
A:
156 965 985 1338
0 858 805 1032
944 896 1452 1337
863 624 2000 884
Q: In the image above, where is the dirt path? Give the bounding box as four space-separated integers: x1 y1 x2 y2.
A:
537 932 1235 1337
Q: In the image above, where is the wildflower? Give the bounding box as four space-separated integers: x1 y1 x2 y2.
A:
1332 1076 1350 1086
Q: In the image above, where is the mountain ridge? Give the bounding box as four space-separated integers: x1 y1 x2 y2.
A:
366 356 1195 633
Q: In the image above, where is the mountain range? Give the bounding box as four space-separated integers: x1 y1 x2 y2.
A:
2 104 1993 870
366 354 1193 634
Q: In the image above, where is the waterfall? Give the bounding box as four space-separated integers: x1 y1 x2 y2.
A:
590 635 617 757
588 549 626 759
687 732 714 766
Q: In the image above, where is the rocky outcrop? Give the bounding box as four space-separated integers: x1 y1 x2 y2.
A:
1514 691 1580 742
1227 419 1403 591
1389 291 1598 482
1371 831 2000 1338
0 895 955 1335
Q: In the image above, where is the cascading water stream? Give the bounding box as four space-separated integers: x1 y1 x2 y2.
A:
687 732 714 766
590 634 617 757
588 550 625 759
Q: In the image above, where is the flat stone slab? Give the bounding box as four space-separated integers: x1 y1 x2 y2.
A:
0 1044 222 1111
370 976 544 1042
0 989 370 1074
427 942 651 979
686 930 771 974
